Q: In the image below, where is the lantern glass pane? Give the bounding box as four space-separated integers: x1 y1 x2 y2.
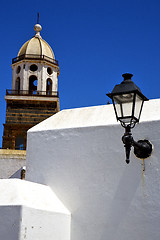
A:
134 94 144 121
113 93 134 123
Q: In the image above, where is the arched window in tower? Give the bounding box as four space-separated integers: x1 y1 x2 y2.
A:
29 75 37 94
46 78 52 95
15 135 25 150
15 77 20 94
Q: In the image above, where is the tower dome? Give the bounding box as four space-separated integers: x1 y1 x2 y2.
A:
11 20 59 97
17 23 55 60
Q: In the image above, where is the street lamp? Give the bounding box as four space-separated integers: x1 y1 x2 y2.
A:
107 73 152 164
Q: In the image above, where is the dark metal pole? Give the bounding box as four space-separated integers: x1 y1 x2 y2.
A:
37 12 39 24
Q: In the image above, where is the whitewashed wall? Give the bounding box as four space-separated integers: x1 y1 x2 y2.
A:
0 150 26 179
0 179 71 240
26 99 160 240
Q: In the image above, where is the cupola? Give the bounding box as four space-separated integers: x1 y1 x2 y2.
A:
11 21 59 96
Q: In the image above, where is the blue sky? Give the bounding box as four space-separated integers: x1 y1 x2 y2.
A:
0 0 160 146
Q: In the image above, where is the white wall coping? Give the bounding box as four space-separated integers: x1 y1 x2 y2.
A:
28 98 160 132
0 179 70 215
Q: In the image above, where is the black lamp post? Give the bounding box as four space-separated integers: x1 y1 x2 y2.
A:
107 73 152 164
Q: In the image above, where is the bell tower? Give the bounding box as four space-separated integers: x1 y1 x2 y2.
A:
2 21 59 150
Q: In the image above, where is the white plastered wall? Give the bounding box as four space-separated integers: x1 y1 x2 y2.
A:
41 64 58 92
12 63 24 90
0 149 26 179
0 179 71 240
26 99 160 240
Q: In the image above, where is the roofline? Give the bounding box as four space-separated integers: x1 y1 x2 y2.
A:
12 54 59 67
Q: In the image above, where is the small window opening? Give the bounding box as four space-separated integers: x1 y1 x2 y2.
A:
47 67 53 75
46 78 52 95
15 77 20 93
16 66 21 74
15 135 24 150
30 64 38 72
29 75 37 94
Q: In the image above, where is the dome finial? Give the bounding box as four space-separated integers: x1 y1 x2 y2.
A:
34 13 42 38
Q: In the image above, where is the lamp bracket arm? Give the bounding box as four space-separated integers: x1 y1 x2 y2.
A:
122 126 152 163
132 139 147 149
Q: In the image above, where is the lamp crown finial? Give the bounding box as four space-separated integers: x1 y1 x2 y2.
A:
122 73 133 81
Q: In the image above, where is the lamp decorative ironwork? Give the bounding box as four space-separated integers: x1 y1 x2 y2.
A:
107 73 152 164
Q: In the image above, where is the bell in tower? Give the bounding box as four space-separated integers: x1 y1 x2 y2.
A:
2 20 60 150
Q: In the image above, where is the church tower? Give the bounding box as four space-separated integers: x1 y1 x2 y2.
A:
2 21 59 150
